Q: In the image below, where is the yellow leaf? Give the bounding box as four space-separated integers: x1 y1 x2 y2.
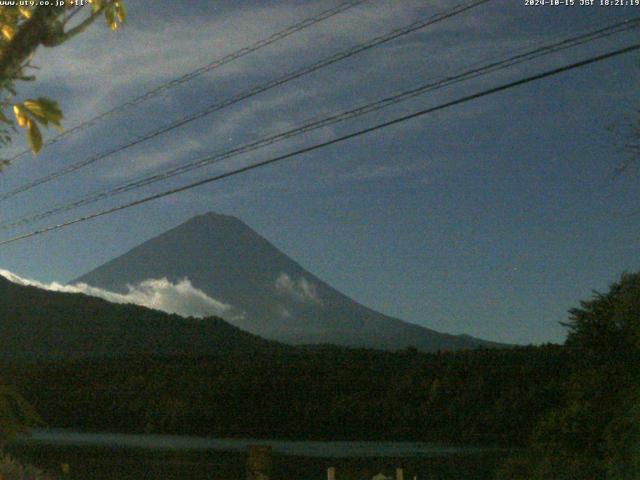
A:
27 120 42 154
18 7 31 19
105 7 117 31
22 100 46 119
114 1 126 23
23 98 63 128
1 25 14 41
13 105 28 128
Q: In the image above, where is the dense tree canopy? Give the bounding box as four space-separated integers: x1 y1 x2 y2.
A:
3 272 638 478
0 384 41 448
499 272 640 479
4 345 568 444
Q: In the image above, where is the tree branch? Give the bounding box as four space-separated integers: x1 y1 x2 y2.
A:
54 5 108 46
0 6 63 82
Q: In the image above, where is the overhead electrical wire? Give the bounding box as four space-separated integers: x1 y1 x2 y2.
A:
0 0 491 203
5 0 370 163
0 42 637 247
0 16 636 231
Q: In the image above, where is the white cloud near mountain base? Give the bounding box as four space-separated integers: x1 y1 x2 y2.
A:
0 269 232 319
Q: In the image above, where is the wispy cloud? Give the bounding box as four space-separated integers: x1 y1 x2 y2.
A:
275 272 322 305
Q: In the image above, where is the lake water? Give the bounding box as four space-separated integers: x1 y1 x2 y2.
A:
8 430 502 480
15 430 488 458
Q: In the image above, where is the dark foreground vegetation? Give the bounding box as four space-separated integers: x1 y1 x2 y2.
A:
0 453 53 479
4 345 566 445
496 272 640 479
1 271 638 479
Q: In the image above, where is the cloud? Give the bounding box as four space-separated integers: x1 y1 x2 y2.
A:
6 0 529 192
333 160 433 182
0 269 234 319
19 0 478 146
274 273 322 305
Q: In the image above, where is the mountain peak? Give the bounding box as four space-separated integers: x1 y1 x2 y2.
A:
76 213 504 352
179 212 265 238
196 211 238 221
185 211 246 227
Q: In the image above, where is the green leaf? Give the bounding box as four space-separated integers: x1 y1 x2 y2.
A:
23 97 63 129
21 100 47 125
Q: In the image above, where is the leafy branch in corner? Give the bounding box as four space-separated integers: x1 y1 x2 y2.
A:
0 0 126 163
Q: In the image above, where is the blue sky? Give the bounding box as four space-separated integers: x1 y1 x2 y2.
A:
0 0 638 344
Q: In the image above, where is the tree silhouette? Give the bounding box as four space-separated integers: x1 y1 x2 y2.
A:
499 272 640 479
0 383 42 449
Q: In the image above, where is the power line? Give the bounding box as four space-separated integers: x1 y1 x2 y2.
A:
1 42 637 247
0 0 491 203
5 0 370 163
0 16 636 231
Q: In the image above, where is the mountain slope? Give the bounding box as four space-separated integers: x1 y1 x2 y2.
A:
75 212 502 351
0 275 286 362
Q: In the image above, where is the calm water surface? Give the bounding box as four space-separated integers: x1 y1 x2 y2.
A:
8 430 501 480
16 430 488 457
